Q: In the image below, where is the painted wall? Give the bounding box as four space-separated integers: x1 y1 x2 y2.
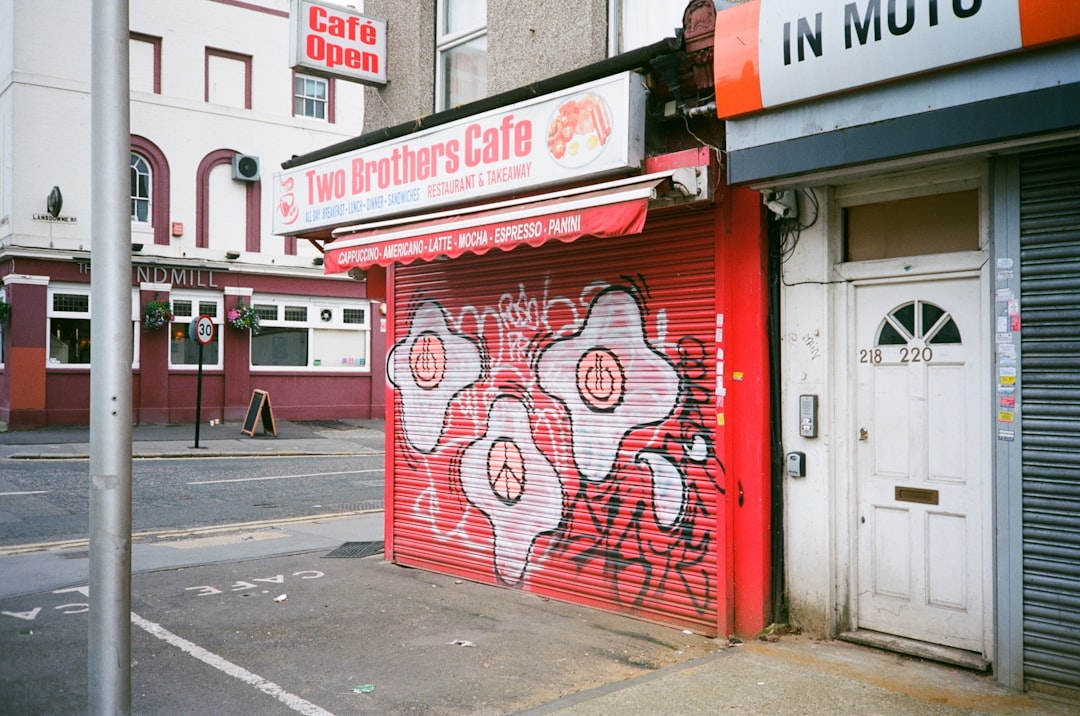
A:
359 1 437 131
488 0 608 93
777 190 837 636
777 163 993 640
361 0 609 133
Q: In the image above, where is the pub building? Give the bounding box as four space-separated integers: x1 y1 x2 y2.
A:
0 0 378 429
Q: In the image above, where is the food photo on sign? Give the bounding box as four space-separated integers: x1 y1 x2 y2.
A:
546 92 613 167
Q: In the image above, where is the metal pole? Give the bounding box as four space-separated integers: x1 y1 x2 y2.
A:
89 1 132 714
194 342 204 448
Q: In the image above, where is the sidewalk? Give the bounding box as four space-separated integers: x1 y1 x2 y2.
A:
0 417 386 460
524 635 1074 716
1 420 1075 714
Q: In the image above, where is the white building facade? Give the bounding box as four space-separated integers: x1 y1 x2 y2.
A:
0 0 381 428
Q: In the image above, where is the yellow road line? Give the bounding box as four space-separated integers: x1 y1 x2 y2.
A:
0 509 381 556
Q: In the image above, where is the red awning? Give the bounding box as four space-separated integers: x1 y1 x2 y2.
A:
323 174 667 274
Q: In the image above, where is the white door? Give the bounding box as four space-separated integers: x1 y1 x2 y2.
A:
854 276 985 653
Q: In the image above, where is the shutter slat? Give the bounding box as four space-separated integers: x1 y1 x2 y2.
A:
1020 144 1080 694
389 209 723 634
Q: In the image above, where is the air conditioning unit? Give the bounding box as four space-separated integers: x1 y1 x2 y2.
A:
231 154 260 182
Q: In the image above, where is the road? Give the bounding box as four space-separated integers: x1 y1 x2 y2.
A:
0 455 384 550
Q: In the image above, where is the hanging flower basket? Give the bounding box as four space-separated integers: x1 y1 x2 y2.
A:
142 298 173 331
0 300 9 325
227 300 260 334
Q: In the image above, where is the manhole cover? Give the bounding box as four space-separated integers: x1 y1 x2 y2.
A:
324 540 384 559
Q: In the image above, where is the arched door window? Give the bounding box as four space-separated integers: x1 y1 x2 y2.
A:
876 300 962 346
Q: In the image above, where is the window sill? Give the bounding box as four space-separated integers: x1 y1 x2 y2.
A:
249 367 371 374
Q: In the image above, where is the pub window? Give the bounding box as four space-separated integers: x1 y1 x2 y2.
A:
48 286 139 368
49 291 92 365
169 293 223 369
130 32 161 94
131 153 151 224
250 296 371 371
293 73 329 120
205 48 252 109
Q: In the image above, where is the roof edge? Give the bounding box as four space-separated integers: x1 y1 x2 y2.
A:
282 36 684 170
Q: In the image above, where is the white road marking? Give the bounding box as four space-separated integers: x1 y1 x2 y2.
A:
131 611 335 716
0 490 49 496
188 468 382 485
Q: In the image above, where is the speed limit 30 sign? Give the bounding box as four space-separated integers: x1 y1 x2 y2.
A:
189 315 215 345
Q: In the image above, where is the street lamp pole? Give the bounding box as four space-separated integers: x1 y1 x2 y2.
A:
89 1 133 713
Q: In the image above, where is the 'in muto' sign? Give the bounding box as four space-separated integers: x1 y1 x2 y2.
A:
759 0 1019 107
712 0 1080 118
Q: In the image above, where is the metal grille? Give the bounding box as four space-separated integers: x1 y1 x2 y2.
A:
324 541 384 559
389 209 722 634
284 306 308 322
253 304 278 321
343 308 366 324
199 301 218 317
173 300 193 317
1019 144 1080 694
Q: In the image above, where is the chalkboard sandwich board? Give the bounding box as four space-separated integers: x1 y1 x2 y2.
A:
241 389 277 437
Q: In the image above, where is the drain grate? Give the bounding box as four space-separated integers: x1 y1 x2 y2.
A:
324 540 384 559
324 500 384 513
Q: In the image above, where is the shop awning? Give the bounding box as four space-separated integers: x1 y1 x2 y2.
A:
323 173 671 274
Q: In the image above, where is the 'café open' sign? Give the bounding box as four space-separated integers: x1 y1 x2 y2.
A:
289 0 387 86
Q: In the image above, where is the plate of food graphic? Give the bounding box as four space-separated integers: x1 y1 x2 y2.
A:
546 93 613 168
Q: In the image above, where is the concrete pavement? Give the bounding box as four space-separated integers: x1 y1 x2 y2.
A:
0 417 387 460
0 420 1075 714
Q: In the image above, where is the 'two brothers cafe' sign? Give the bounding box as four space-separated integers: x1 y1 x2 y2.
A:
272 72 647 239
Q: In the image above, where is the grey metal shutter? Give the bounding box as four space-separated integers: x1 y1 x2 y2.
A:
1019 143 1080 694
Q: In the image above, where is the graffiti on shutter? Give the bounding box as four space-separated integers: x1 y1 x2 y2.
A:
389 220 719 630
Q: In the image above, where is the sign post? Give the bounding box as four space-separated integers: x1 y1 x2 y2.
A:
190 315 214 448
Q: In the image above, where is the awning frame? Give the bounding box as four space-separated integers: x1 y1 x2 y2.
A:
318 169 705 273
329 169 682 242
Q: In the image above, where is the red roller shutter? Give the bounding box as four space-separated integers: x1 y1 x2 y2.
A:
387 208 722 633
